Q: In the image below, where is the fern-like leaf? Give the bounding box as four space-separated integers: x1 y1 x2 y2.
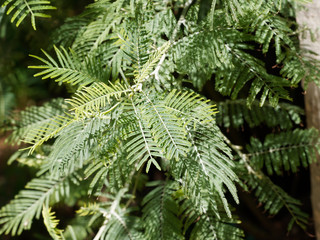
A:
246 128 320 175
0 172 81 236
134 41 170 84
7 98 67 145
216 47 292 106
125 99 163 172
187 204 244 240
84 139 136 195
23 113 75 154
216 99 304 129
42 205 64 240
84 161 109 195
221 0 244 24
2 0 56 30
114 24 152 75
66 82 130 118
174 124 239 217
142 181 183 240
142 92 191 160
48 117 110 176
164 89 218 124
29 46 109 87
69 0 126 58
240 169 309 231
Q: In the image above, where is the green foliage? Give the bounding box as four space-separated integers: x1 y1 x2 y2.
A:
6 98 67 145
0 170 82 236
142 181 183 239
1 0 56 30
216 99 304 129
42 205 64 240
1 0 320 239
29 46 105 87
246 129 320 175
240 169 309 231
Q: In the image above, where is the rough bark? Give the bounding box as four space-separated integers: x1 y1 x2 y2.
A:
296 2 320 239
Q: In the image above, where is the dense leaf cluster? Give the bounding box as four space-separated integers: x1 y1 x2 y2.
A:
1 0 320 239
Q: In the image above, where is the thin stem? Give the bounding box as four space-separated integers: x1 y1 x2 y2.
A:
170 0 194 42
150 0 194 83
222 133 256 174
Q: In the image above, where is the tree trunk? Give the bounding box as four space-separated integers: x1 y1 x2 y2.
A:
296 2 320 239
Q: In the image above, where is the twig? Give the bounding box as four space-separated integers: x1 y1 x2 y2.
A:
221 133 256 174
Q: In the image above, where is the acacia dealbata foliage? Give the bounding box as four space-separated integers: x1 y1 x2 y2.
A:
1 0 320 239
